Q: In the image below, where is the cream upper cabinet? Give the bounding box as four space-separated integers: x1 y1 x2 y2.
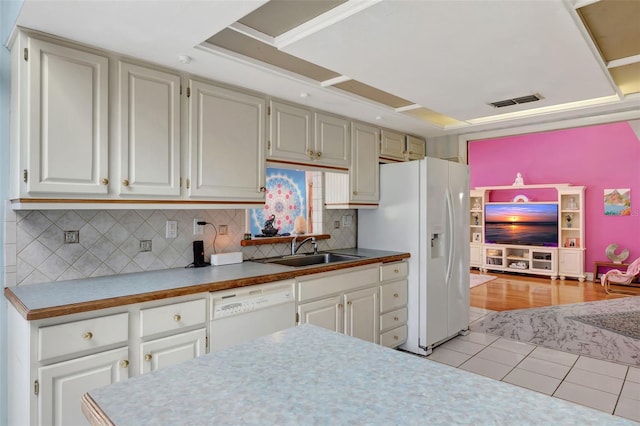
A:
406 135 426 160
314 112 350 168
187 79 266 200
118 61 181 197
268 100 313 164
351 122 380 204
22 36 109 195
324 121 380 209
267 100 350 170
380 129 405 162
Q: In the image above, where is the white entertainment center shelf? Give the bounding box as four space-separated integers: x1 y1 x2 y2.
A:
470 183 586 281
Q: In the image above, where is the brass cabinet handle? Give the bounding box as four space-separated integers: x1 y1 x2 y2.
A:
394 268 399 273
338 303 344 309
122 179 129 187
83 332 93 340
120 360 129 368
307 149 315 158
347 301 352 306
259 186 266 192
393 335 399 341
173 314 181 322
394 316 399 321
101 178 109 185
353 191 358 195
144 353 152 362
316 151 322 158
393 293 399 298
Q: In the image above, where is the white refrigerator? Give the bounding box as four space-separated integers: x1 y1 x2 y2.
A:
358 157 470 355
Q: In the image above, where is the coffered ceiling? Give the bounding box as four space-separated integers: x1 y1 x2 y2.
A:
11 0 640 137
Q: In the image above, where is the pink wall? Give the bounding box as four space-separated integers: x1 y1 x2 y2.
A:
468 121 640 274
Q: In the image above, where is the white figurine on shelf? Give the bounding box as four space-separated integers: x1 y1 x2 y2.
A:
512 172 524 186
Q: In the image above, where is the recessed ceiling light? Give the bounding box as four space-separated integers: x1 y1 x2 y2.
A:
300 92 309 98
178 55 192 64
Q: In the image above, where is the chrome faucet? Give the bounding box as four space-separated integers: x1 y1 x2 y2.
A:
291 236 317 255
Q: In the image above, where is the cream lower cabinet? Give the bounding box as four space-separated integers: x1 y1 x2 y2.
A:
559 248 586 281
379 261 409 348
140 329 206 374
38 347 129 426
296 264 379 344
139 297 207 374
7 294 208 426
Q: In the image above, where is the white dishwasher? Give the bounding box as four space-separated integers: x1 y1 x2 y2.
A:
210 280 296 352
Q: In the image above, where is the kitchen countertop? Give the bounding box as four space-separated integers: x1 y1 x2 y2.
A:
4 248 408 320
82 324 634 426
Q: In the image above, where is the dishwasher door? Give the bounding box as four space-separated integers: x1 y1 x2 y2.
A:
210 280 296 352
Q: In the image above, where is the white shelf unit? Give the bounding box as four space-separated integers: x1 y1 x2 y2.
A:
482 245 558 278
469 189 485 268
558 187 586 281
471 183 585 280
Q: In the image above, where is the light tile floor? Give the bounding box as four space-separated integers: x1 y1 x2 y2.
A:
425 306 640 423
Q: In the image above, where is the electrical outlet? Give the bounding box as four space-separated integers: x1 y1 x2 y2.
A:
63 230 79 244
193 218 204 235
342 214 353 228
333 220 341 229
165 220 177 239
140 240 152 252
219 225 228 235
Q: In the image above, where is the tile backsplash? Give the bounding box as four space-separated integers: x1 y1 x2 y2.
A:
3 204 357 287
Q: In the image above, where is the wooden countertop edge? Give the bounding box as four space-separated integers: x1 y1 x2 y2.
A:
6 253 410 321
240 234 330 246
81 393 114 426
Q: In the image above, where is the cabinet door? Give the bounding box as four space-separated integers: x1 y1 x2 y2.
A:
405 135 426 160
188 80 266 200
559 249 584 276
118 62 181 196
268 100 313 162
38 347 129 426
380 129 405 161
344 287 378 344
140 328 206 374
314 112 350 168
351 122 380 203
26 37 109 195
297 296 343 333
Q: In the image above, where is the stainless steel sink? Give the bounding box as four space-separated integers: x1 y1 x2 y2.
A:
256 253 362 267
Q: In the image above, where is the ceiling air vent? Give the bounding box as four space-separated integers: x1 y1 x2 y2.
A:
489 93 543 108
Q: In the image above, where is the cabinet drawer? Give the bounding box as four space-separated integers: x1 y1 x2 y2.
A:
380 279 408 312
380 262 407 281
380 324 407 348
140 298 206 338
38 313 128 361
297 266 378 302
380 307 408 332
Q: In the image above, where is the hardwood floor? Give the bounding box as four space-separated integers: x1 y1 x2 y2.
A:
470 270 633 311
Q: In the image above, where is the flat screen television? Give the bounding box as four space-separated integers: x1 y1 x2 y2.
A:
484 203 559 247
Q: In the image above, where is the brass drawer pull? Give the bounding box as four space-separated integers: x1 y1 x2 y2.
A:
394 268 399 273
393 293 399 298
101 178 109 185
394 316 399 321
83 332 93 340
120 360 129 368
122 179 130 187
173 314 181 322
144 353 152 362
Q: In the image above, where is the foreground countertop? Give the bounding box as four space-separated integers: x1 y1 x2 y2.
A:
4 248 408 320
82 324 634 426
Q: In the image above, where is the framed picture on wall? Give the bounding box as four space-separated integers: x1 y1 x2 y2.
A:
472 232 482 243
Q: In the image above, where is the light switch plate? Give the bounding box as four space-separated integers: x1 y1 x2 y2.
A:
342 214 353 227
166 220 177 239
193 218 204 235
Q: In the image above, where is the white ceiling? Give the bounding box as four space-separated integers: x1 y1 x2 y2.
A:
11 0 640 138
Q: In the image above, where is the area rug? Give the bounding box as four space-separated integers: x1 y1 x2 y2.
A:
471 296 640 366
470 274 497 288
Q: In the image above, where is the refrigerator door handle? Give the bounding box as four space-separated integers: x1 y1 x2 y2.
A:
445 189 454 284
